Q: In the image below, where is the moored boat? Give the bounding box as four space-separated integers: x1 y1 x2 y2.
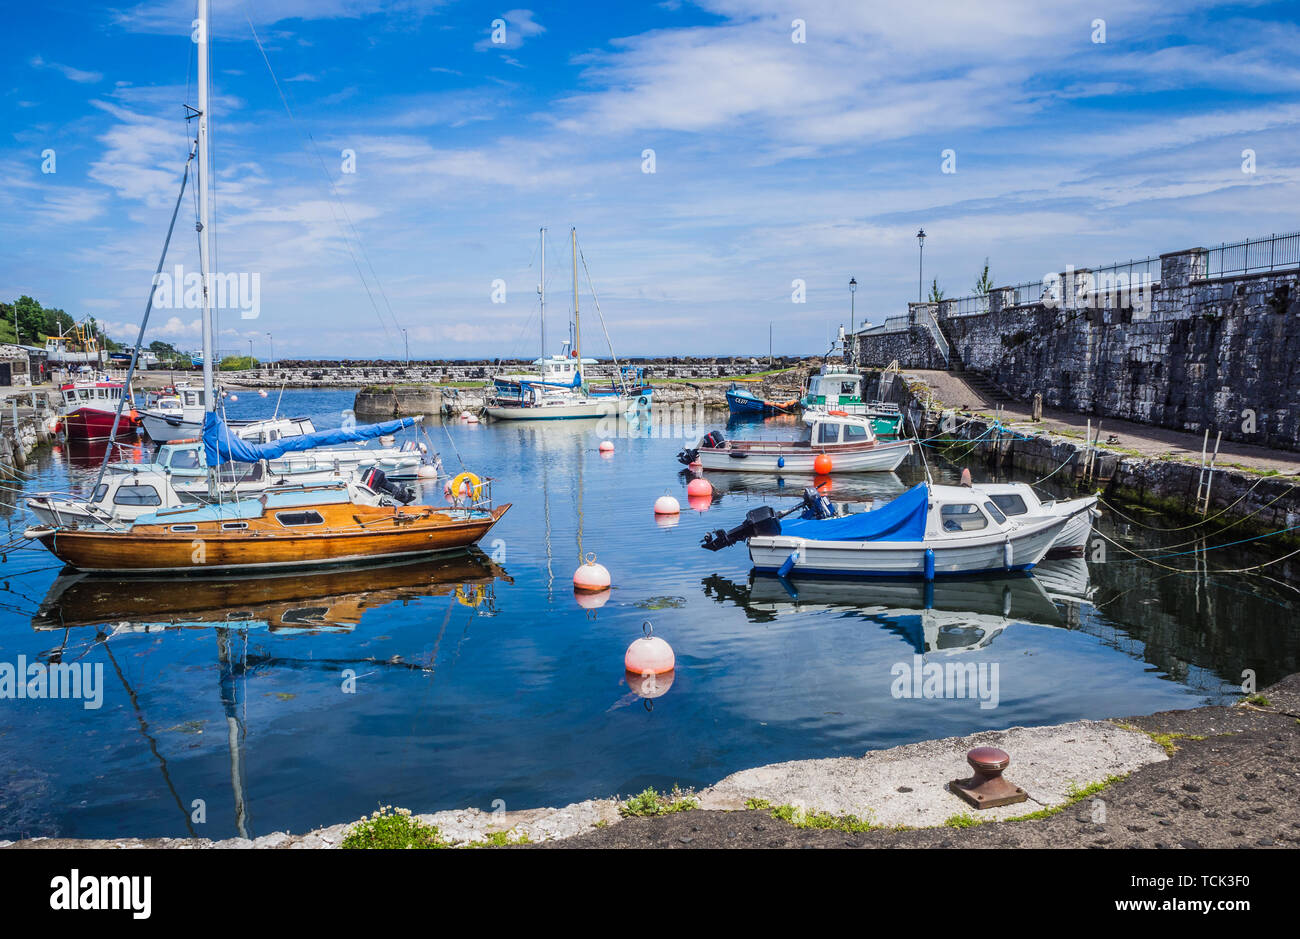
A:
726 382 798 417
57 378 141 441
973 482 1100 558
701 482 1082 579
679 412 913 473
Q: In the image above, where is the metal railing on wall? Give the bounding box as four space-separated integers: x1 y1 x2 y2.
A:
1204 231 1300 278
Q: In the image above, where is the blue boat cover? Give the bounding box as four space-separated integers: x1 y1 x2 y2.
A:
203 412 417 467
779 483 930 542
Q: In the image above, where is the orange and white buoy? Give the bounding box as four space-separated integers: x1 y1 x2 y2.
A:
573 552 611 592
624 622 675 675
598 440 614 453
686 477 712 497
653 493 680 515
258 389 268 398
813 453 833 475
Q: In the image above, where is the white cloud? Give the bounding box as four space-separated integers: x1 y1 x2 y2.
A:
29 54 102 84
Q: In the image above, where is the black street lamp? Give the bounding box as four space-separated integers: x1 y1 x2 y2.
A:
917 229 926 302
848 276 857 335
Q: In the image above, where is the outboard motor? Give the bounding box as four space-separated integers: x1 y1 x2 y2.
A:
677 429 725 466
362 467 415 505
801 486 836 520
701 505 781 551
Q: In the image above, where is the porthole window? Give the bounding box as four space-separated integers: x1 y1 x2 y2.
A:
276 511 324 527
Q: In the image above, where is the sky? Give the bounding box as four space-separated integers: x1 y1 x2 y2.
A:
1 0 1297 360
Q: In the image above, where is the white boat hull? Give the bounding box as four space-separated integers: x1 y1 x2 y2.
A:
749 514 1069 578
484 397 635 421
696 440 912 474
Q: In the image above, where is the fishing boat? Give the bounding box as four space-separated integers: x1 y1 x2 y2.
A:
973 482 1100 558
726 381 798 417
56 378 141 441
678 412 912 473
485 227 638 421
800 334 905 436
23 0 508 574
700 482 1082 579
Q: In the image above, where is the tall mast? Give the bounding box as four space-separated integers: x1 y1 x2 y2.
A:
196 0 214 413
538 227 546 363
571 227 581 382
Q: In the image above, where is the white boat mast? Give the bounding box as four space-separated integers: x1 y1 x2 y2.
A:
196 0 215 414
571 227 581 381
538 227 546 364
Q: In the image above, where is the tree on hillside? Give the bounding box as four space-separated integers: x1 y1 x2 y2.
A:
14 296 45 344
44 307 75 337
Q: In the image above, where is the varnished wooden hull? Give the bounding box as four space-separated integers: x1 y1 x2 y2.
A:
29 503 511 573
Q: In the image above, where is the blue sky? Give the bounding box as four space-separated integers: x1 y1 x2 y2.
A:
2 0 1298 359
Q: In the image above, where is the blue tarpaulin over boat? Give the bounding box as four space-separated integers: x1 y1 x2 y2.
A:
203 412 418 467
780 482 930 542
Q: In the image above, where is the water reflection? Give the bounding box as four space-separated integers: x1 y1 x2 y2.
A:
703 568 1070 654
33 550 511 633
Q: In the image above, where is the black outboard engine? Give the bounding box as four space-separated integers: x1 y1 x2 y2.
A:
361 467 416 505
701 505 782 551
801 486 836 520
677 430 725 466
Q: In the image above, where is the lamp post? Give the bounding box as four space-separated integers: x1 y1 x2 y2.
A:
266 332 274 370
402 328 409 367
848 276 857 335
916 229 926 302
248 338 253 365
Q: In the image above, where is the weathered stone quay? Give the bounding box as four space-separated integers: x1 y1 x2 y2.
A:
0 390 57 477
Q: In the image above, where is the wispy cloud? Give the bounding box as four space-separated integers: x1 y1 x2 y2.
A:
29 54 102 84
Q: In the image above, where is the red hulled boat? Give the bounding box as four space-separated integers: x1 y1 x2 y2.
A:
57 379 141 442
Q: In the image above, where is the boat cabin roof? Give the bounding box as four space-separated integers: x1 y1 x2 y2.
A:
132 484 356 525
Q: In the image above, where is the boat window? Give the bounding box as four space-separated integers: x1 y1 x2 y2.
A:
276 511 324 527
170 524 198 533
64 390 76 403
940 503 988 532
840 381 857 395
983 500 1008 524
113 485 162 506
222 521 248 530
843 423 870 440
169 449 201 470
817 423 840 444
988 493 1029 516
91 483 109 503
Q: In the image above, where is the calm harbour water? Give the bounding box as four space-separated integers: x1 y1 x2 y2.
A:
0 388 1296 840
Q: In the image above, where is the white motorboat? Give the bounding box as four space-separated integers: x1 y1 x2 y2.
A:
678 412 912 473
702 482 1085 579
973 482 1100 557
142 383 315 444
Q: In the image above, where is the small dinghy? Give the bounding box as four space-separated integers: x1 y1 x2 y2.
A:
701 482 1085 579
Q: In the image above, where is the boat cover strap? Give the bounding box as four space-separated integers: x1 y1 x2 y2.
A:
203 412 417 467
779 483 929 542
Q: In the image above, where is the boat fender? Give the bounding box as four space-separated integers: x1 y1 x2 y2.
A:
777 456 785 468
924 548 935 581
1003 540 1013 570
777 551 797 578
638 395 650 408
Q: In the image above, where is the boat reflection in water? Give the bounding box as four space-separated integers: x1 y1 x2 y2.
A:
703 563 1090 655
32 550 512 633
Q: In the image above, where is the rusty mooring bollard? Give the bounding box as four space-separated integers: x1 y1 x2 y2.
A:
950 746 1028 809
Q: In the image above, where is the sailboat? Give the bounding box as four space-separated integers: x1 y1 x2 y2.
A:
485 228 639 420
23 0 508 574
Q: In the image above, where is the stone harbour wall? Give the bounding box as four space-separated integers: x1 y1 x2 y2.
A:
857 245 1300 452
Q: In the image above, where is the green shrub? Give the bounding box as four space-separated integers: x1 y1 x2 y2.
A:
340 806 448 849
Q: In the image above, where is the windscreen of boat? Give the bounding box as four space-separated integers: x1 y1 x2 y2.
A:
988 493 1028 516
780 483 929 542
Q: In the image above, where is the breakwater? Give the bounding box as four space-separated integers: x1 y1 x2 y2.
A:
0 393 56 475
856 239 1300 453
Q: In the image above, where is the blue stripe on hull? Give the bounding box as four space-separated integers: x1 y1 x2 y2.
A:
752 564 1037 579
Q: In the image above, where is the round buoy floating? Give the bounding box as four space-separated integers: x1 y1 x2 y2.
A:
258 389 268 398
573 552 611 592
813 454 833 475
417 464 439 478
599 440 614 453
686 477 712 497
624 622 675 675
228 394 238 402
653 493 680 516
